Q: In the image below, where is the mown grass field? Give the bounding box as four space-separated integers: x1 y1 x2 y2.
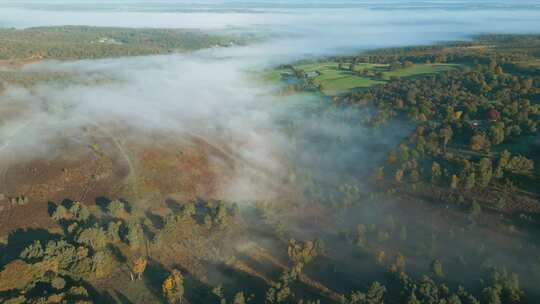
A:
266 61 461 95
382 63 459 79
295 62 385 95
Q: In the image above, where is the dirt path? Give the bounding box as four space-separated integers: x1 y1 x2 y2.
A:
181 129 294 197
89 123 139 198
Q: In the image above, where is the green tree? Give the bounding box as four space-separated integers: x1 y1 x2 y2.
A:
127 221 143 249
51 205 68 221
483 287 502 304
20 240 44 261
478 158 493 187
470 200 482 216
107 200 127 218
51 277 66 290
495 150 511 178
107 221 122 243
406 293 421 304
490 123 505 145
69 202 90 222
506 156 534 175
464 172 476 190
440 127 453 147
431 259 444 278
77 226 108 250
398 144 410 163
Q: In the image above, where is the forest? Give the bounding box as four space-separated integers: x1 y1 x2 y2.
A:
0 26 248 62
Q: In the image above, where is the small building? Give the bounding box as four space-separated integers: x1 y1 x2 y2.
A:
304 71 321 78
470 120 483 129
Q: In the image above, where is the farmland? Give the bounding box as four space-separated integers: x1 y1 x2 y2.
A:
271 60 459 95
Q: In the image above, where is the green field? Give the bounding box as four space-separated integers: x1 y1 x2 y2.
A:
262 68 290 83
295 62 385 95
382 63 459 79
270 61 461 95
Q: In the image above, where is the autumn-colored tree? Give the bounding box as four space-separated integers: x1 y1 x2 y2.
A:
387 151 398 164
450 175 460 189
131 257 147 281
431 162 442 183
162 269 184 303
287 239 323 272
234 292 246 304
0 260 36 292
395 169 404 183
470 133 490 152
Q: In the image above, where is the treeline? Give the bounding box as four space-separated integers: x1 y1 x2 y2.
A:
0 26 248 61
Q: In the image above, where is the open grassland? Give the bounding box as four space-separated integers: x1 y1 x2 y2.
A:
262 68 290 83
267 60 461 95
382 63 459 79
296 62 385 94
